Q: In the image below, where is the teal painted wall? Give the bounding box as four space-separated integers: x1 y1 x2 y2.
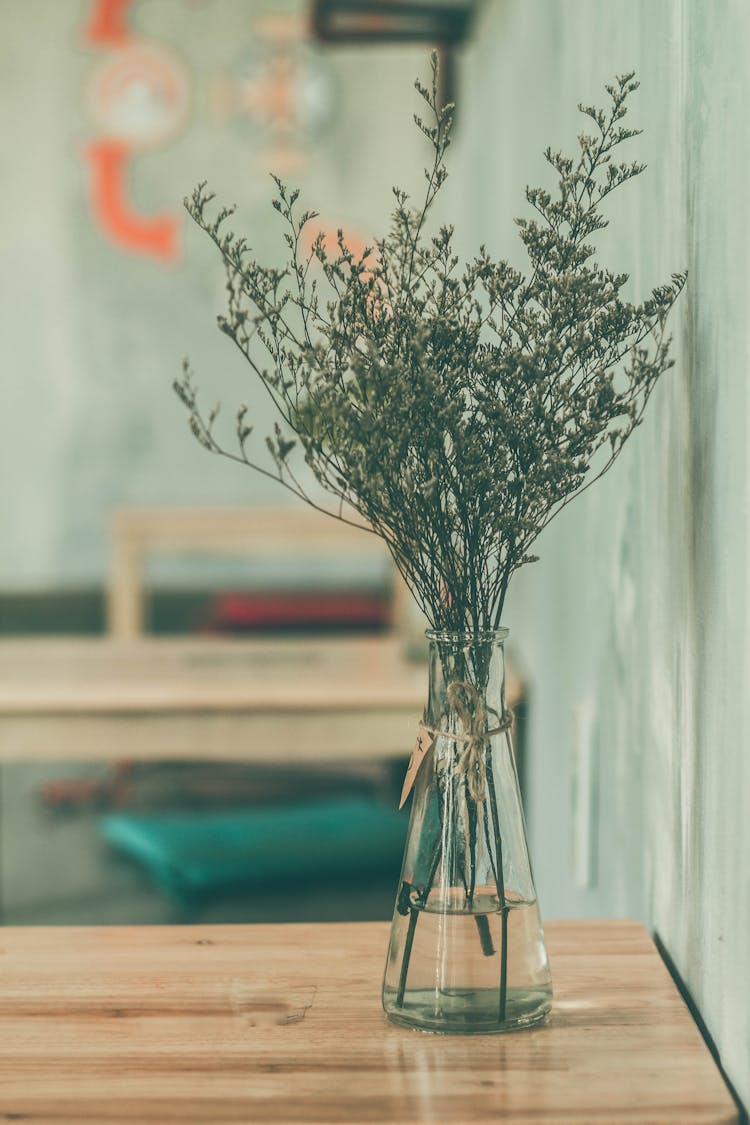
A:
449 0 749 1106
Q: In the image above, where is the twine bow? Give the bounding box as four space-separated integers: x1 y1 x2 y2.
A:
437 680 512 803
400 680 513 808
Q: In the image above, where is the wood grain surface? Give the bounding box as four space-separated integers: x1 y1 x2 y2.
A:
0 920 737 1123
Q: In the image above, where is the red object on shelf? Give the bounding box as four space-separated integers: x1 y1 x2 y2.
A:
202 590 391 634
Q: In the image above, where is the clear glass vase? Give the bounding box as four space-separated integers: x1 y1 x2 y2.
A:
382 628 552 1033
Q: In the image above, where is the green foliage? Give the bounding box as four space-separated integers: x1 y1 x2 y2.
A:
175 58 685 633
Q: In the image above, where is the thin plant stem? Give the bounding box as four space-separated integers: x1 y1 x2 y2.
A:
486 746 508 1024
465 770 494 956
475 914 495 957
396 907 419 1008
395 832 443 1009
465 774 477 905
483 799 500 890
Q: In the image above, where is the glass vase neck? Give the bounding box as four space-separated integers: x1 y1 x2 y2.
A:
425 627 509 645
425 629 509 735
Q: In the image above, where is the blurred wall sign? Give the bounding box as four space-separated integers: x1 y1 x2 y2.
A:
311 0 475 42
211 14 336 173
82 0 191 262
310 0 479 110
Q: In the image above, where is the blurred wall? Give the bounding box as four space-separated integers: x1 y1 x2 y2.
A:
448 0 748 1106
0 0 424 592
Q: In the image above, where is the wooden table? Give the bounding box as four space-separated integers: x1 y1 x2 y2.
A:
0 920 736 1123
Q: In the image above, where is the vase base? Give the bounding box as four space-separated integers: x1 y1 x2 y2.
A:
382 985 552 1035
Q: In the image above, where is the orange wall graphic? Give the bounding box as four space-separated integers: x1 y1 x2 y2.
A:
83 0 135 46
81 3 353 266
82 1 189 262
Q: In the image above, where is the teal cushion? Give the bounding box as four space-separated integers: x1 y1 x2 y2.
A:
101 798 406 899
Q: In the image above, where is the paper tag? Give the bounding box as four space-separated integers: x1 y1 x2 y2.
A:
399 723 434 809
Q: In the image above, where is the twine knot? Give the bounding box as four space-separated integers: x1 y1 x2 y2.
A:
423 679 513 803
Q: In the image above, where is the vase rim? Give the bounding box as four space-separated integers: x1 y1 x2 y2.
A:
425 627 509 644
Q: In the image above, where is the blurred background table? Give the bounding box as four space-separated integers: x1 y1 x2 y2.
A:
0 919 737 1123
0 634 522 764
0 635 439 763
0 635 523 926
